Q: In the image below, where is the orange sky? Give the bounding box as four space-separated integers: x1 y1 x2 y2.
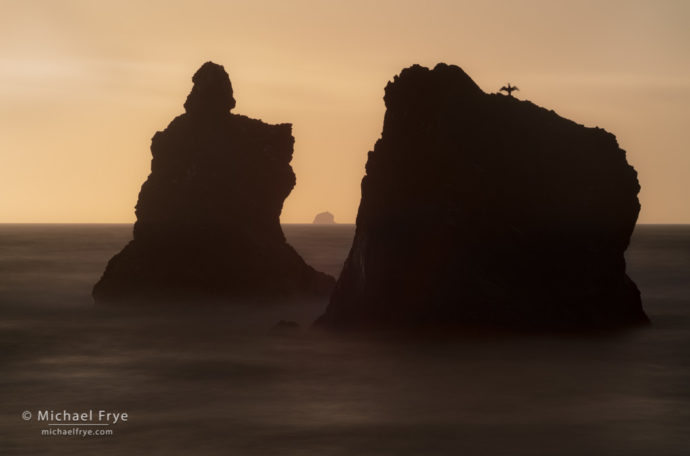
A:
1 0 688 223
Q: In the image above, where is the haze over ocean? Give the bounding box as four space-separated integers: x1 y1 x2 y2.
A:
0 224 688 454
2 1 689 224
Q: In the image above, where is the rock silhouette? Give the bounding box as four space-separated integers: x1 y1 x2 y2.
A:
93 62 334 303
317 63 647 330
313 211 336 224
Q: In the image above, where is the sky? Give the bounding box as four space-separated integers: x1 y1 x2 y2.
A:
1 0 688 223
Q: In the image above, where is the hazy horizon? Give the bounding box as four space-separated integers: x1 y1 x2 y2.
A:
1 0 688 223
0 222 688 226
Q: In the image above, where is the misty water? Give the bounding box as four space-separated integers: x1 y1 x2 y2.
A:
0 224 688 455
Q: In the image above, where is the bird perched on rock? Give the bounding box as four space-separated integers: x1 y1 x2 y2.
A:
500 83 519 97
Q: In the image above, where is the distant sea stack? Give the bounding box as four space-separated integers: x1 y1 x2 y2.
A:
93 62 334 303
313 211 336 224
317 63 647 330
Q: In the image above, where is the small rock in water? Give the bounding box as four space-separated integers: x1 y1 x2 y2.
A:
313 211 336 224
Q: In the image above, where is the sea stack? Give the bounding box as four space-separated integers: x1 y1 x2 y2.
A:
93 62 334 303
313 212 336 224
317 63 647 330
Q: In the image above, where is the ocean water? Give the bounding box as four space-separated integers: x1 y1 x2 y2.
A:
0 224 688 455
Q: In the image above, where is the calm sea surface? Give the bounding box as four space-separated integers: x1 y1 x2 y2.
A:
0 224 688 455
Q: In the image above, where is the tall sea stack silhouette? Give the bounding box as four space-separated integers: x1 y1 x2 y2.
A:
93 62 334 303
318 63 647 330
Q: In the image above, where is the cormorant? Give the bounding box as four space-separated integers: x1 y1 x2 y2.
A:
500 83 519 97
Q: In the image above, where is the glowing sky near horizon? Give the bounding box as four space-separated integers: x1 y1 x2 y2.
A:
1 0 688 223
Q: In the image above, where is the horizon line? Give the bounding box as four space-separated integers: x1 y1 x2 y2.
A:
0 222 688 226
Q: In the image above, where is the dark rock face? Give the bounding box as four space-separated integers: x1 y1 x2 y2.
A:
93 62 334 303
317 63 647 330
313 211 336 224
